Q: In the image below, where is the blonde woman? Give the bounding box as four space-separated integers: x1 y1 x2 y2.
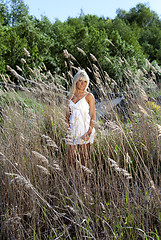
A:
66 70 95 169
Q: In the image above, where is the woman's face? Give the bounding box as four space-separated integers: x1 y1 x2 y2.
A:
76 79 88 91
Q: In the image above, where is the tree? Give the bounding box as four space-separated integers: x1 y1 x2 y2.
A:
0 2 10 25
0 0 29 25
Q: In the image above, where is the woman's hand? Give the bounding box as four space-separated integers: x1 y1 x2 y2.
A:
80 132 90 141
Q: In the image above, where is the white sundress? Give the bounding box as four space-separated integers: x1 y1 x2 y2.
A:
66 93 95 145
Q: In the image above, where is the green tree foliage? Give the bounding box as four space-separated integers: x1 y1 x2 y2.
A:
0 1 161 86
116 3 161 64
1 0 29 25
0 2 10 25
0 0 29 73
0 24 28 70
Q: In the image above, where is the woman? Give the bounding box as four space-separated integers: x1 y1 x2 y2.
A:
66 70 95 169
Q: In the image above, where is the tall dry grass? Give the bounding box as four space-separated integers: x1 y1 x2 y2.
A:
0 48 161 239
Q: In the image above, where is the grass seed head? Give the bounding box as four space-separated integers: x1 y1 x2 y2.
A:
5 173 33 190
77 47 86 56
32 151 49 164
36 165 51 175
24 48 31 57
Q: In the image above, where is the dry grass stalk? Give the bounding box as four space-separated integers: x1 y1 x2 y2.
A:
36 165 51 175
28 66 34 74
16 65 22 72
0 88 4 95
41 73 48 80
24 48 31 57
104 56 112 64
19 132 25 142
5 173 33 190
67 71 73 79
21 58 27 64
77 47 86 56
6 216 22 224
41 135 58 149
70 54 77 62
76 160 93 175
87 67 92 72
93 64 99 71
1 48 161 239
138 104 149 117
105 120 123 133
106 39 115 46
65 205 78 215
63 49 70 58
156 124 161 136
0 152 7 161
125 152 132 164
71 66 80 71
49 163 62 172
32 151 49 164
108 158 132 179
90 53 97 62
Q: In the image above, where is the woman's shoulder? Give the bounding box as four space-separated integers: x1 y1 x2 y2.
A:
85 92 95 103
86 92 95 98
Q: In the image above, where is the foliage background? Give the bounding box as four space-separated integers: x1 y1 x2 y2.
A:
0 0 161 87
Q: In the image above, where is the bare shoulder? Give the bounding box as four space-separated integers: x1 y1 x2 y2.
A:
86 92 95 103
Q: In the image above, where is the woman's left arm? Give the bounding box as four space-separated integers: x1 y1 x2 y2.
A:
81 93 95 141
86 93 95 136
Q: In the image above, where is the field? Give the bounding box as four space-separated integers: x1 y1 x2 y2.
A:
0 49 161 239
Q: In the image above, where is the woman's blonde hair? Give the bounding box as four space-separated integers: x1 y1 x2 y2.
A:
68 70 89 99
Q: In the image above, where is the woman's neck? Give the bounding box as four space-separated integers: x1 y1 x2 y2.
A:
75 90 86 95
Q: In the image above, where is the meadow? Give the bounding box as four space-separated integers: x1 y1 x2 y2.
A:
0 48 161 239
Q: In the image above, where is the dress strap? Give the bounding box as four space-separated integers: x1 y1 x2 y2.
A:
84 92 89 98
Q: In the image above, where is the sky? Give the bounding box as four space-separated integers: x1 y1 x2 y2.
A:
23 0 161 23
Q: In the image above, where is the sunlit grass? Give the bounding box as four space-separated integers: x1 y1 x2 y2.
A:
0 48 161 239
